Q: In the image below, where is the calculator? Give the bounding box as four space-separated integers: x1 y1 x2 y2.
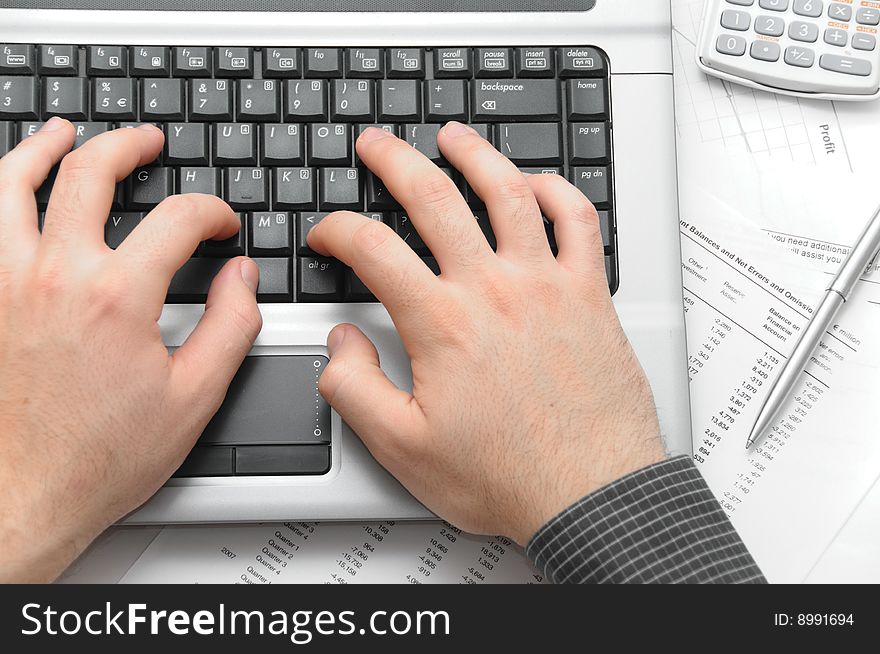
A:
697 0 880 100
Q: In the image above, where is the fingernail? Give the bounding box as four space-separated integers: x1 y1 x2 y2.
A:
327 326 347 355
359 126 394 143
442 121 475 138
240 259 259 294
137 123 159 131
39 117 68 132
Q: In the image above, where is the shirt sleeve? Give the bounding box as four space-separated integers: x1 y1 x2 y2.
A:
525 455 766 584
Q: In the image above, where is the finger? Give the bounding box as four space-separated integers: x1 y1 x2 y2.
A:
0 117 75 252
170 257 262 413
319 324 425 463
308 211 441 321
41 125 164 250
437 121 550 262
526 172 606 278
355 127 493 273
115 193 240 309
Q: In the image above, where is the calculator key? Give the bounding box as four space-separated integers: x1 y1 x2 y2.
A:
515 47 555 77
755 16 785 36
721 10 751 30
38 45 78 75
857 8 880 25
758 0 788 10
388 48 424 78
784 46 816 68
819 54 872 75
750 41 781 62
264 47 301 78
319 167 360 210
824 28 848 46
475 48 512 78
726 0 754 5
131 46 170 76
852 33 877 51
346 48 384 78
793 0 822 17
0 44 35 74
828 3 852 21
173 47 212 77
216 47 253 77
789 21 819 42
305 48 342 78
434 47 472 77
0 77 39 119
87 46 127 76
558 47 606 77
716 34 747 56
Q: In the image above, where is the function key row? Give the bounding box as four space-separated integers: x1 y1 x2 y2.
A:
0 45 607 79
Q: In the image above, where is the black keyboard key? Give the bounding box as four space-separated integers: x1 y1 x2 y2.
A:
104 212 144 249
297 211 331 254
566 79 608 120
475 48 512 78
38 45 78 76
559 47 607 78
87 45 127 77
168 257 227 303
569 122 610 164
238 79 281 122
249 211 293 256
284 79 328 122
422 256 441 275
127 166 173 210
515 47 555 77
225 167 268 210
404 123 443 162
354 124 397 162
571 166 612 208
202 213 245 257
274 167 316 210
235 445 330 475
305 48 342 78
141 78 185 121
331 79 375 122
1 44 35 74
254 257 292 302
189 79 233 121
215 47 253 77
598 210 614 252
473 211 497 250
213 122 257 165
178 167 221 196
378 80 421 122
346 48 384 78
173 47 212 77
471 79 560 121
262 123 304 166
72 122 110 149
434 47 472 77
605 255 618 295
130 46 170 76
19 121 42 140
92 78 136 121
319 167 361 210
0 77 38 120
0 121 14 157
42 77 88 120
392 213 428 254
345 270 375 302
388 48 424 78
35 165 57 209
173 447 234 478
308 123 351 165
263 47 301 78
424 80 467 122
299 256 342 300
495 123 561 165
519 166 563 176
366 172 401 210
165 123 209 165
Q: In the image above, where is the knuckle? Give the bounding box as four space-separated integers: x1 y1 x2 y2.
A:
59 149 100 178
569 197 600 227
413 174 458 214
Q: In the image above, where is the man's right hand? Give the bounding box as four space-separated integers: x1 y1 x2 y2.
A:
310 122 666 546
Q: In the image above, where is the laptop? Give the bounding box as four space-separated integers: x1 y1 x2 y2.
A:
0 0 691 524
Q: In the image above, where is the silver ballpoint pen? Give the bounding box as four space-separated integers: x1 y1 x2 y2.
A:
746 203 880 450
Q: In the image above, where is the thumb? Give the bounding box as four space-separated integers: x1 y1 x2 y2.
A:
320 324 424 457
171 257 263 413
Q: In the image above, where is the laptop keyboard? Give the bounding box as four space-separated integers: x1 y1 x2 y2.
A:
0 44 618 302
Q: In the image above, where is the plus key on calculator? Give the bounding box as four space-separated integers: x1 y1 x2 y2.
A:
697 0 880 100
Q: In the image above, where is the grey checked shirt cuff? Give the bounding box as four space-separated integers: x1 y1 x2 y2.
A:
526 455 766 584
